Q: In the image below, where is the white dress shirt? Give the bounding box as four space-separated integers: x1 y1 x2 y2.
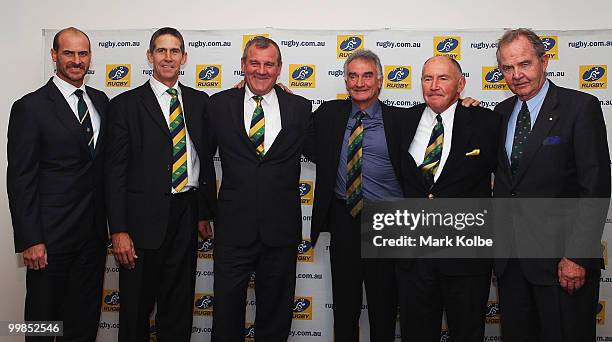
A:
408 102 457 182
53 75 101 147
149 77 200 193
243 86 282 153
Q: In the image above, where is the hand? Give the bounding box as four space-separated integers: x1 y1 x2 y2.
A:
558 257 586 294
198 220 213 240
111 232 137 269
233 79 246 89
23 243 47 270
461 97 481 107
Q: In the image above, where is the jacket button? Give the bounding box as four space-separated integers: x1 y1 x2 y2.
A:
428 194 434 199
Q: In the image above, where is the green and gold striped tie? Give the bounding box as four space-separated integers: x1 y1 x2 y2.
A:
419 114 444 187
249 95 265 158
167 88 188 192
346 111 366 217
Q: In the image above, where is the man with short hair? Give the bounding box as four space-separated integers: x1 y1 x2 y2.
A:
8 27 108 341
207 36 312 341
493 28 610 342
105 27 216 341
395 55 500 342
304 49 407 341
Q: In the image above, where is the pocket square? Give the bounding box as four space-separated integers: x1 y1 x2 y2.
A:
543 136 562 145
465 149 480 156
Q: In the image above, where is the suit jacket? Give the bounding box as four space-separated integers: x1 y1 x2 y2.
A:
397 102 500 276
105 82 216 250
303 99 407 247
207 85 312 247
493 81 611 284
8 78 109 253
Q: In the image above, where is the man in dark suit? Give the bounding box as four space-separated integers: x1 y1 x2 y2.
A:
208 36 311 341
493 28 610 342
105 27 216 341
7 27 108 341
304 49 406 341
394 56 500 342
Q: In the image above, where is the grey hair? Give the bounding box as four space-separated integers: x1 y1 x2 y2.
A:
241 36 282 65
343 49 383 80
496 28 546 66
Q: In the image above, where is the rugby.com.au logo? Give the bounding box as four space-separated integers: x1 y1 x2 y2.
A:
101 289 120 312
195 65 222 88
197 237 214 259
579 65 607 89
540 36 558 60
289 65 316 88
293 296 313 320
244 322 255 341
337 35 364 59
433 36 461 60
242 33 270 50
297 239 314 263
384 66 412 90
193 293 214 316
481 66 509 90
105 64 131 88
485 301 500 324
300 181 314 205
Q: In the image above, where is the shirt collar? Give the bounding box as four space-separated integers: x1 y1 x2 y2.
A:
350 100 381 119
53 74 85 99
149 77 180 99
245 85 276 105
521 79 549 113
426 100 458 123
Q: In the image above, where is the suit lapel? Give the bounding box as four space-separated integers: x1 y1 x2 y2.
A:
138 82 170 138
331 100 353 174
263 86 292 159
497 97 516 176
228 87 258 155
434 102 473 188
179 83 201 155
513 83 559 184
46 79 91 155
86 86 105 157
402 105 428 193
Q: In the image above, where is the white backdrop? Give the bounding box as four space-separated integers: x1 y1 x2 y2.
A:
36 28 612 341
3 1 612 341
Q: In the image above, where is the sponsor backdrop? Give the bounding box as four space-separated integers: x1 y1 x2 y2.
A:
41 28 612 341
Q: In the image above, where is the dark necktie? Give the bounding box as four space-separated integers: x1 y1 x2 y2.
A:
249 96 265 158
74 89 94 155
346 111 366 217
419 114 444 187
166 88 188 192
510 101 531 177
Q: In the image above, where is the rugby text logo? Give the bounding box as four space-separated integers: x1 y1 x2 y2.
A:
598 300 606 325
384 66 412 90
540 36 558 60
433 36 461 60
297 239 314 263
289 65 316 88
300 181 314 205
242 34 270 50
197 237 214 259
485 301 500 324
481 66 508 90
101 289 120 312
193 293 214 316
580 65 607 89
337 35 364 59
293 296 313 320
105 64 131 88
196 65 222 88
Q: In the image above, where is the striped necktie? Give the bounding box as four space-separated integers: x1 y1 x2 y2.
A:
166 88 188 192
73 89 94 155
346 111 366 217
510 101 531 177
419 114 444 187
249 95 265 158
